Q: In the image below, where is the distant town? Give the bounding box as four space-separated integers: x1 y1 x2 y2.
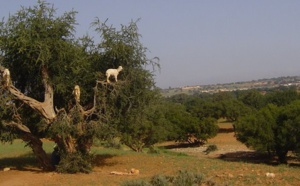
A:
161 76 300 97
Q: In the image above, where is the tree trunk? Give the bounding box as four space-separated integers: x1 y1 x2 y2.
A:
276 149 288 164
22 133 55 171
54 135 77 154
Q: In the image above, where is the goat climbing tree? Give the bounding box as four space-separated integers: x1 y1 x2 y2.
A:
0 1 159 172
0 64 118 171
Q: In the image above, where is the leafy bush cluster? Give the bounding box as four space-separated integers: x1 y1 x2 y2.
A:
122 170 210 186
56 152 94 173
204 144 218 155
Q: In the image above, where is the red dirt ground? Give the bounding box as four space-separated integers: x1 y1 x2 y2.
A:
1 126 299 186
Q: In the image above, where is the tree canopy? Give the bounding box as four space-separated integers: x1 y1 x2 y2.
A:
235 89 300 163
0 1 161 172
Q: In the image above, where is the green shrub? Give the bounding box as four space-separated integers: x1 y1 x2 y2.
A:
173 170 204 186
122 170 205 186
150 174 170 186
103 138 121 149
147 146 161 154
56 152 93 173
204 144 218 154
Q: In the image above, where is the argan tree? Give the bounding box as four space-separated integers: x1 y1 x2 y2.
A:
0 1 159 172
235 98 300 163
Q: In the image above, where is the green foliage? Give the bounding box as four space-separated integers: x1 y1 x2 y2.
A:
221 99 252 122
0 0 161 171
235 104 278 152
171 95 220 119
162 97 219 144
0 1 92 106
169 92 252 122
87 18 161 152
122 170 205 186
48 113 75 139
204 144 218 155
118 94 167 152
265 87 300 106
150 174 171 186
173 170 204 186
167 88 300 164
56 152 94 173
162 102 199 142
0 1 97 154
237 89 265 110
0 88 19 143
275 100 300 163
235 97 300 163
196 117 218 142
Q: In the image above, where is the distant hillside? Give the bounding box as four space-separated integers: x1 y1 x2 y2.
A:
161 76 300 97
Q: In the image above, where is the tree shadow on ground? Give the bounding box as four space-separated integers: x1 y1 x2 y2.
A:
0 153 118 171
93 154 118 167
160 142 203 149
218 151 300 167
218 128 235 133
0 153 41 172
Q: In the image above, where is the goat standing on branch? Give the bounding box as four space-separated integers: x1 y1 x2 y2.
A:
106 66 123 83
2 68 11 87
73 85 81 103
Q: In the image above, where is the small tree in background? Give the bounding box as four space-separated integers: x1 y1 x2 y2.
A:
275 100 300 163
235 104 278 155
235 99 300 163
161 101 218 145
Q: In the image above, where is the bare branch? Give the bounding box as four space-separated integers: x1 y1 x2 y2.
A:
76 84 97 117
7 85 56 121
0 66 56 122
3 121 31 133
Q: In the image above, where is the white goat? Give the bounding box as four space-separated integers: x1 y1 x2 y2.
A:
72 85 80 103
2 68 10 86
106 66 123 83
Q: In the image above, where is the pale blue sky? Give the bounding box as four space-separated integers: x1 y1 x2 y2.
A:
1 1 300 88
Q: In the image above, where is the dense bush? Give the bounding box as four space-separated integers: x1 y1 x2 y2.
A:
56 152 94 173
160 101 218 145
122 170 205 186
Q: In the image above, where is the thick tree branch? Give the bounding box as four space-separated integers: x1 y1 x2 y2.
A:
21 132 55 171
73 83 99 117
0 66 56 122
3 121 31 133
41 65 56 119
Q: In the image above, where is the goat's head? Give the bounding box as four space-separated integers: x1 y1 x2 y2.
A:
117 66 123 71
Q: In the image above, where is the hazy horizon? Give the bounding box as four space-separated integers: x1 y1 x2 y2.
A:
165 74 300 89
1 1 300 89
